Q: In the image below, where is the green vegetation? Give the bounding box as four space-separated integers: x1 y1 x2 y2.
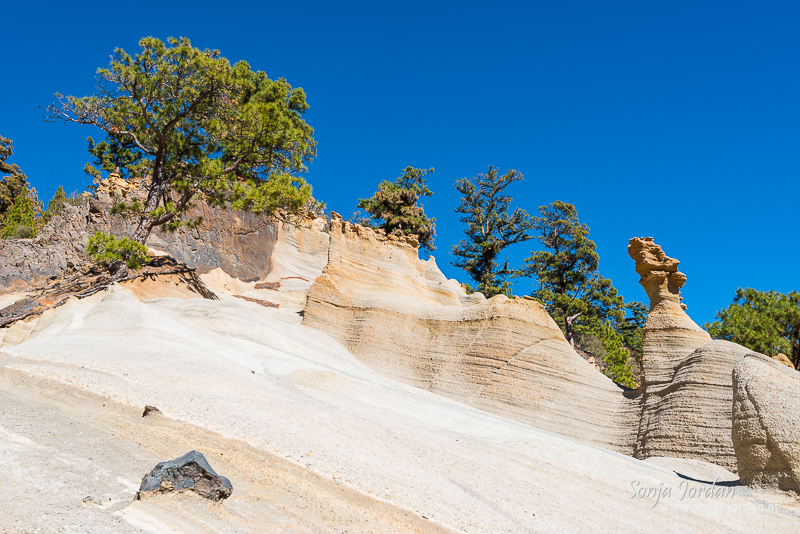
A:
523 201 625 347
597 322 637 388
86 231 150 269
357 166 436 253
41 185 67 226
449 175 643 387
705 288 800 368
521 200 639 388
620 301 648 371
46 36 318 244
1 134 32 227
0 188 42 239
451 167 536 297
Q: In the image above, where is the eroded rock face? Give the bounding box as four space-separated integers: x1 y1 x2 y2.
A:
732 353 800 492
303 215 639 453
0 204 91 291
137 450 233 502
628 237 712 386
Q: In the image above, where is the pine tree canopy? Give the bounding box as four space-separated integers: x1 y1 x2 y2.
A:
524 200 624 347
0 135 31 224
705 288 800 368
41 185 67 226
357 166 436 252
45 36 318 244
451 166 536 297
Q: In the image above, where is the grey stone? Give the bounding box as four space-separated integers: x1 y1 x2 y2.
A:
137 450 232 502
0 196 278 292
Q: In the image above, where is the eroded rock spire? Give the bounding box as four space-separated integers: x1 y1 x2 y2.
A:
627 237 687 310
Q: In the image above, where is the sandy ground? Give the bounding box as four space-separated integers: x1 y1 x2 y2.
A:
1 285 798 533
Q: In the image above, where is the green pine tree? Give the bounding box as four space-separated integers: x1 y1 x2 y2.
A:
1 189 42 239
46 36 318 244
451 166 536 297
705 288 800 368
0 134 31 225
523 201 625 347
41 185 68 227
357 166 437 253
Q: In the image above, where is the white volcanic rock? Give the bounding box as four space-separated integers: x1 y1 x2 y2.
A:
1 285 797 533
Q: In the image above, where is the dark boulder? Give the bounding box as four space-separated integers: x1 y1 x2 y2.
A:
136 450 232 502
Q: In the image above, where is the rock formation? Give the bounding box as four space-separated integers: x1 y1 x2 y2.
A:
628 237 750 472
0 256 217 330
627 237 712 386
137 450 233 502
4 196 791 481
732 353 800 492
303 215 639 453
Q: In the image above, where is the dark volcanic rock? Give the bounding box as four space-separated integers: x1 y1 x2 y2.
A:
142 405 161 417
0 196 278 291
137 450 232 502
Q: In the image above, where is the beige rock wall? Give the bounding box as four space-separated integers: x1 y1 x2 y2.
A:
304 216 639 453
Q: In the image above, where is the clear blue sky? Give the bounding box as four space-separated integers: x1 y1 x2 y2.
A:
2 1 798 325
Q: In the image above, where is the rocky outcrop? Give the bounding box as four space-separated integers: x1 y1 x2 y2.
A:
0 204 92 291
0 196 278 291
773 353 795 369
732 353 800 492
303 215 639 453
137 450 233 502
628 237 687 310
628 237 751 472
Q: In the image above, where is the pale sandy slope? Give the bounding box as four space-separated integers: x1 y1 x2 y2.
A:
1 286 798 533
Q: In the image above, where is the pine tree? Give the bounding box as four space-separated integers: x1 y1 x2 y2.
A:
0 135 31 224
1 188 42 239
451 166 536 297
357 166 436 252
46 36 318 244
41 185 68 227
523 201 624 347
705 288 800 368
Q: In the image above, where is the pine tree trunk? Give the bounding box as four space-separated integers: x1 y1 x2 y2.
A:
132 164 166 244
565 312 582 348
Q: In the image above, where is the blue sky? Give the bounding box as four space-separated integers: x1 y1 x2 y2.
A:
2 1 798 325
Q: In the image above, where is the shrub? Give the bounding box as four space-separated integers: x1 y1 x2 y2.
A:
86 231 150 269
11 225 33 239
40 185 67 227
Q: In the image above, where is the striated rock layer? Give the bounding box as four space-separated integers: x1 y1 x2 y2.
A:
304 215 639 453
732 353 800 492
